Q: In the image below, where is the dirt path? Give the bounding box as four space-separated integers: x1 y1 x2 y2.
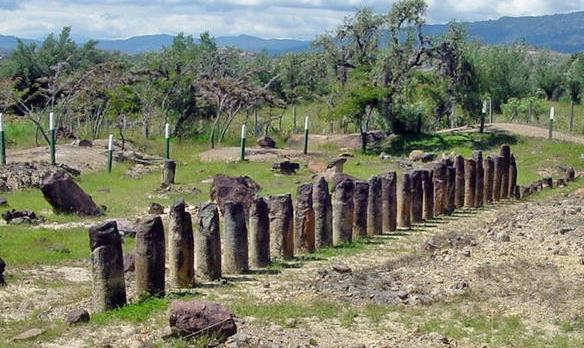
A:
440 123 584 144
2 186 583 347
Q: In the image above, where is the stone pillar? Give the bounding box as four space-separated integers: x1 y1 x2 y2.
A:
135 216 166 298
500 145 511 199
473 151 484 208
332 178 354 245
249 196 270 268
353 181 369 239
195 203 222 281
565 167 576 182
454 155 465 209
410 170 424 223
493 156 504 202
433 163 447 216
422 170 434 221
313 176 333 249
294 183 315 254
464 159 476 209
397 173 412 229
367 176 383 236
381 172 397 233
168 198 194 288
223 201 249 274
446 166 456 214
89 221 126 312
269 194 294 260
162 159 176 187
484 156 495 204
508 154 518 199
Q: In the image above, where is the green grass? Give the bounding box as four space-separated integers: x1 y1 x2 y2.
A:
91 297 169 325
229 298 340 326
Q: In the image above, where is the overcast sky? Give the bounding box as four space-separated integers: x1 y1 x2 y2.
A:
1 0 584 40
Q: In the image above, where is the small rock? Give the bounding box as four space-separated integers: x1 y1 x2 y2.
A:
379 152 390 161
148 202 164 215
12 328 45 341
332 263 352 274
0 197 7 207
559 227 573 235
461 249 471 257
339 152 354 158
409 150 425 161
257 136 276 148
285 318 297 328
78 139 93 147
497 231 511 242
169 300 237 340
65 309 90 325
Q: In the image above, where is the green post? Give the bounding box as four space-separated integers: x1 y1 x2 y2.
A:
549 107 555 140
303 116 309 155
107 134 113 173
0 113 5 166
49 112 56 165
240 124 246 161
164 123 170 159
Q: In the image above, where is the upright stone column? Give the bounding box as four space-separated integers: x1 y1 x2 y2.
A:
313 176 333 249
473 151 484 208
484 156 495 204
446 166 456 214
433 163 448 216
422 170 434 220
493 156 504 202
168 198 194 288
508 154 518 199
195 203 222 280
249 196 270 268
135 216 166 298
89 221 126 312
269 194 294 260
464 159 477 209
367 176 383 236
500 145 511 199
332 178 354 245
162 159 176 186
381 172 397 233
454 155 465 208
410 170 424 223
223 201 249 274
397 173 412 229
294 183 315 254
353 181 369 239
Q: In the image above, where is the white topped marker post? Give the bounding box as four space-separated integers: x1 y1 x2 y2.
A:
49 112 56 165
0 113 5 165
549 107 555 140
303 116 310 155
164 123 171 159
107 134 114 173
240 124 246 161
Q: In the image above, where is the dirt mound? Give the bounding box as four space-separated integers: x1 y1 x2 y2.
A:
200 147 317 162
287 131 386 149
0 162 80 191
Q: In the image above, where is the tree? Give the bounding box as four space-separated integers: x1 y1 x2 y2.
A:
564 54 584 131
532 51 566 101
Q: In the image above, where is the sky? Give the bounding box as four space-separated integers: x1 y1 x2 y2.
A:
1 0 584 40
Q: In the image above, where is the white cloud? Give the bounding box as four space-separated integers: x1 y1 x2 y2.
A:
0 0 583 40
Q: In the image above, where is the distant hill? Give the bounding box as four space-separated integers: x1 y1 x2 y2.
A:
2 11 584 55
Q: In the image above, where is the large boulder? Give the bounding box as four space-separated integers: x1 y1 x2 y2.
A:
169 300 237 340
41 172 102 216
272 161 300 175
210 175 260 214
257 136 276 148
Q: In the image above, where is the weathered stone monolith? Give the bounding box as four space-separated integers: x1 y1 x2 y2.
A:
313 176 333 249
168 199 194 288
422 170 434 220
249 197 270 268
89 221 126 312
397 173 412 228
162 159 176 187
381 172 397 232
433 163 448 216
333 178 354 245
500 145 511 199
464 159 477 208
410 170 424 223
223 201 248 274
454 155 465 209
269 194 294 260
135 216 166 298
43 172 103 216
367 176 383 235
195 203 222 280
446 166 456 214
295 183 315 254
353 181 369 239
493 156 504 202
484 156 495 204
508 155 518 199
472 152 484 208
